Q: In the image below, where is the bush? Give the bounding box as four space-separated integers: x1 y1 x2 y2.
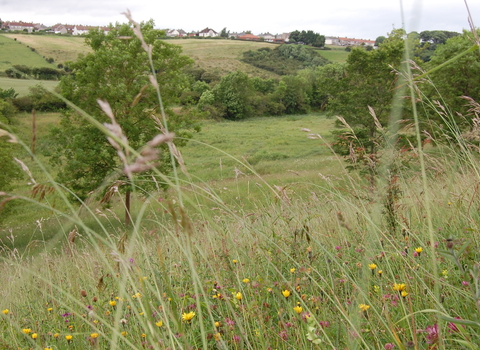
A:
12 96 34 112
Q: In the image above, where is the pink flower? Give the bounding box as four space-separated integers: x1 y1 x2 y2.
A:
424 324 439 344
384 343 395 350
278 330 288 341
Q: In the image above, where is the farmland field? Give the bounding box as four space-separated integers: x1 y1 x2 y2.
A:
0 76 58 96
0 34 57 71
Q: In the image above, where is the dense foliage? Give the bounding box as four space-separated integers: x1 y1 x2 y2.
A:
289 29 326 47
242 44 330 75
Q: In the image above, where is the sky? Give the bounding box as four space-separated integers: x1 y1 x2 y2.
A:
1 0 479 40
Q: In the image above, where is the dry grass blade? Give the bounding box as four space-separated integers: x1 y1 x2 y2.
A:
0 129 18 143
122 9 151 54
369 106 384 132
14 157 36 185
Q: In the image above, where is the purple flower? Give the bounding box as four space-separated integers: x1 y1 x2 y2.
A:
278 330 288 341
129 258 134 264
335 246 341 251
319 320 330 328
462 281 469 286
232 335 241 343
384 343 395 350
424 324 439 344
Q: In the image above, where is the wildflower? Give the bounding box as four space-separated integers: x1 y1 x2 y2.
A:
359 304 370 312
141 333 146 338
32 333 38 340
47 308 53 312
234 292 242 300
91 333 99 338
80 290 87 297
215 321 221 328
384 343 395 350
182 311 196 323
53 333 59 338
282 290 291 298
415 247 423 255
424 324 439 344
2 309 9 315
232 259 238 264
105 311 110 315
121 331 127 336
279 329 288 340
155 321 163 327
214 333 221 341
373 285 380 293
319 320 330 328
290 268 296 273
23 328 32 334
139 312 144 316
266 288 273 293
120 318 128 325
65 335 73 342
378 270 383 276
462 281 469 286
401 291 408 298
109 300 117 307
293 305 303 314
442 270 448 278
368 263 377 270
44 347 53 350
242 278 250 283
392 283 406 292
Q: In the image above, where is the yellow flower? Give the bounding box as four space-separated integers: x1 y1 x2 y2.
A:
290 268 296 273
65 335 73 341
2 309 9 315
393 283 406 292
442 269 448 277
22 328 32 334
32 333 38 340
415 247 423 254
373 285 380 293
109 300 117 307
266 288 273 293
105 310 111 315
293 305 303 314
155 321 163 327
91 333 99 338
232 259 238 264
282 290 291 298
47 308 53 312
53 333 59 338
121 331 127 336
242 278 250 283
377 270 383 276
368 263 377 270
214 321 221 328
44 347 52 350
359 304 370 312
214 332 221 341
401 290 409 298
139 312 144 316
182 311 196 323
141 333 146 338
234 292 242 300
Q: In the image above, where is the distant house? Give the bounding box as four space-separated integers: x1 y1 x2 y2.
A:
3 21 36 32
198 28 218 37
52 24 74 35
238 33 260 41
166 29 188 37
73 25 91 36
258 32 275 42
336 37 375 46
274 32 290 43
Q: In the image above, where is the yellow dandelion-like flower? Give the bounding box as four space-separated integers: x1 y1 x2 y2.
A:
214 332 221 341
234 292 242 300
401 290 409 298
121 331 127 337
290 268 296 273
141 333 146 338
47 308 53 312
293 305 303 314
22 328 32 334
155 321 163 327
182 311 196 323
393 283 406 292
44 347 52 350
242 278 250 283
2 309 9 315
91 333 99 338
415 247 423 254
282 290 291 298
359 304 370 312
31 333 38 340
53 333 59 338
105 310 111 315
368 263 377 270
377 270 383 276
65 335 73 341
373 285 380 293
215 321 221 328
139 312 144 316
232 259 238 264
109 300 117 307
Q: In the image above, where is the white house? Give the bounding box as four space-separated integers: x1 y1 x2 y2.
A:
258 32 275 42
166 29 187 37
198 28 218 37
4 21 35 32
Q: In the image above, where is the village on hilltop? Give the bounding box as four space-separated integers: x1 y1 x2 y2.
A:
0 20 376 46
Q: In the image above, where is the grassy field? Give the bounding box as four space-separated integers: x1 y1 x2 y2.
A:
0 77 59 96
0 35 57 71
316 46 350 63
2 34 91 65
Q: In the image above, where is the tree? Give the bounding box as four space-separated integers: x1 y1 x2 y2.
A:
220 27 229 38
0 99 22 193
422 30 480 131
48 21 198 224
375 36 386 47
212 71 255 120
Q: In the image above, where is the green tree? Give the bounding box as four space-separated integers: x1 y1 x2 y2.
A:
220 27 229 38
422 30 480 131
212 71 255 119
48 21 197 223
375 36 386 47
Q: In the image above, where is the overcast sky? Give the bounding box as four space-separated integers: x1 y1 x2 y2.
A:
1 0 479 40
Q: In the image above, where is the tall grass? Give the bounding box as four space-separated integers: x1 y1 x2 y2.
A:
1 10 480 350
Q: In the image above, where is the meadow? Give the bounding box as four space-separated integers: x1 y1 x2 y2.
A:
1 25 479 350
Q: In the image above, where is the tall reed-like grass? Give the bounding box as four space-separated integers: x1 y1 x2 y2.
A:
1 8 480 350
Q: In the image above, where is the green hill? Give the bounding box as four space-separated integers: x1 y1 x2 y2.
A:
0 35 57 72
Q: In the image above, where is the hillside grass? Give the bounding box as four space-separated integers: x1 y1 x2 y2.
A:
316 46 350 63
0 77 59 96
0 35 57 71
2 34 91 65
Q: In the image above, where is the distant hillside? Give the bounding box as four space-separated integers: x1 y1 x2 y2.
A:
0 35 57 72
